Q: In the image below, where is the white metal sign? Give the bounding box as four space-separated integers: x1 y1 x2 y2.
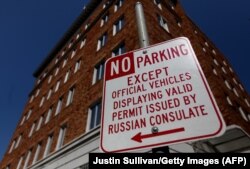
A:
100 37 226 152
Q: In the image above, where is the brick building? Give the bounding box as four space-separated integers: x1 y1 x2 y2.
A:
1 0 250 168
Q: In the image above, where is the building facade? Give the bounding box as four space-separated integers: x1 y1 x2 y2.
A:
1 0 250 168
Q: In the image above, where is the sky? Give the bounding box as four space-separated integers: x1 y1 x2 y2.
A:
0 0 250 161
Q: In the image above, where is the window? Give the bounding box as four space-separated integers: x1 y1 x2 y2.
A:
8 140 16 153
213 58 219 66
39 96 45 107
48 75 52 84
212 68 218 76
100 13 109 27
80 37 86 49
43 134 53 158
56 125 67 150
32 143 41 164
97 33 107 51
92 62 105 84
26 109 32 120
23 149 32 169
229 67 234 73
239 107 248 121
66 87 75 106
36 115 44 131
68 39 73 48
54 80 61 92
71 49 76 58
64 69 70 83
223 60 227 66
47 88 52 100
233 78 238 85
239 84 244 91
212 49 217 55
5 164 11 169
226 96 233 106
16 156 24 169
222 67 227 74
54 67 59 76
202 47 206 52
35 88 40 97
87 101 102 130
112 42 126 57
55 57 59 64
14 134 22 149
157 15 169 32
245 98 250 107
20 115 26 126
29 122 36 137
62 58 68 68
37 78 41 84
154 0 162 9
114 0 124 12
76 32 81 40
224 80 232 90
113 16 125 36
74 60 81 73
29 95 34 103
55 97 63 116
169 0 177 9
233 88 239 97
45 107 53 124
61 49 65 56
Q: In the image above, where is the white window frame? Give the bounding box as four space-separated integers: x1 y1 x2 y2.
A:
16 156 24 169
154 0 162 10
213 68 218 76
112 42 126 57
97 33 107 51
245 98 250 107
54 67 59 76
35 89 40 97
55 97 63 116
74 60 81 73
45 107 53 124
80 37 86 49
20 115 26 126
64 70 70 83
32 143 41 164
86 101 102 131
239 107 248 122
14 134 22 149
39 96 45 107
29 122 36 137
43 134 53 158
233 88 239 97
56 125 67 150
23 149 32 169
226 96 233 106
62 58 68 68
100 13 109 27
224 80 232 90
158 15 169 33
113 16 125 36
54 80 61 92
36 116 44 131
48 75 52 84
66 87 75 106
29 95 34 103
26 109 32 120
92 62 104 84
71 49 76 58
47 89 52 100
8 140 16 153
222 67 227 74
114 0 124 12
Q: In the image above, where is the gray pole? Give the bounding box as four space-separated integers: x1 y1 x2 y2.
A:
135 2 149 48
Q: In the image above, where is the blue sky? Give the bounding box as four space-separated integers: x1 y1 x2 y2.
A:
0 0 250 160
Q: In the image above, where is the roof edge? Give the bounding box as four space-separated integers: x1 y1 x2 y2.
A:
33 0 101 77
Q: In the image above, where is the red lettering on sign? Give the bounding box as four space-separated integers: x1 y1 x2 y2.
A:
105 52 135 81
